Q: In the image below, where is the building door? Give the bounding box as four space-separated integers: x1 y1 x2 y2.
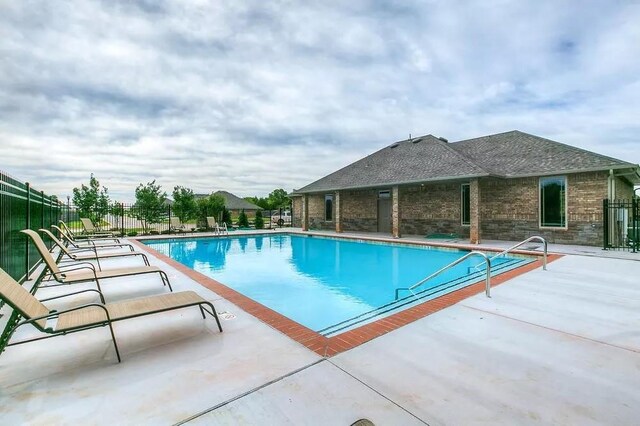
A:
377 190 392 233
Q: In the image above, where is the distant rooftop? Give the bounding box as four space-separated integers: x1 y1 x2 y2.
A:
196 190 260 210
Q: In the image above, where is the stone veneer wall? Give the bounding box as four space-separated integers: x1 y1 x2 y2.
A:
399 183 470 237
291 197 302 227
340 189 378 232
307 194 334 230
302 189 378 232
480 171 608 245
297 171 616 245
615 177 634 200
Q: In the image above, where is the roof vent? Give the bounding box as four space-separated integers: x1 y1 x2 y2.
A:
438 137 448 143
390 143 399 149
412 137 422 144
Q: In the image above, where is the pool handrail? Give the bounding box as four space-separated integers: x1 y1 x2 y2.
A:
488 236 548 270
395 251 492 300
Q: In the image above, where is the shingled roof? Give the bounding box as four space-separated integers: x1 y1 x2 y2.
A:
196 191 260 210
293 130 639 194
214 191 260 210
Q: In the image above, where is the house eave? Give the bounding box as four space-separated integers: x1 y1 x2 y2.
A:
503 164 640 181
292 173 491 195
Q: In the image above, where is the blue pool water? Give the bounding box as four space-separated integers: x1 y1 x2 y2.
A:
144 234 529 334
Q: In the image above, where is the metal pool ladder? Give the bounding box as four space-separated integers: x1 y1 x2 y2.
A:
487 236 548 271
395 251 492 300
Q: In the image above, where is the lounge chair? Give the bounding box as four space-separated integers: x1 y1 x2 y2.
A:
206 217 228 235
60 221 122 244
39 229 149 270
80 218 117 238
21 229 172 293
169 217 187 234
0 267 222 363
52 225 133 251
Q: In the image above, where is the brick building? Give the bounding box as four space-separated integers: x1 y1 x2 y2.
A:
290 131 640 246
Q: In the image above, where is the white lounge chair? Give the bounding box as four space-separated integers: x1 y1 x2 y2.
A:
206 217 228 235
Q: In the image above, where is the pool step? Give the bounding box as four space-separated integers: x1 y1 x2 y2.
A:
320 258 528 337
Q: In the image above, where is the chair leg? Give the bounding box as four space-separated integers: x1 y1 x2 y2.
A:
203 302 223 332
160 271 173 291
199 305 205 319
107 323 122 363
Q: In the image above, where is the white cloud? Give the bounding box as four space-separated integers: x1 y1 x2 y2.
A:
0 0 638 201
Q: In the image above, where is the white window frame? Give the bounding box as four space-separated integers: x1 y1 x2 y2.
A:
539 175 568 230
461 183 470 226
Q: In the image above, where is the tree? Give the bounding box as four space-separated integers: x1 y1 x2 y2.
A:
254 210 264 229
245 189 290 211
196 193 225 227
132 180 167 233
244 196 270 210
109 201 125 234
267 189 290 210
172 186 197 222
221 207 232 226
72 174 110 226
238 209 249 228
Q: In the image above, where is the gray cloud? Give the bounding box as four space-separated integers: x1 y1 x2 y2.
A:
1 0 639 201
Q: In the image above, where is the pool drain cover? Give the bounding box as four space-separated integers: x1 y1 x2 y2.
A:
218 311 236 320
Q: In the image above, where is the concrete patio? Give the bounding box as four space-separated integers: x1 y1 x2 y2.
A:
1 232 639 425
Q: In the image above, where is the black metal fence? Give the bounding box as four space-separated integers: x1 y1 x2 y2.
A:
603 198 639 252
59 203 293 236
0 171 60 282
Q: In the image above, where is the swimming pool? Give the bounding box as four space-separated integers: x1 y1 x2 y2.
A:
144 234 531 335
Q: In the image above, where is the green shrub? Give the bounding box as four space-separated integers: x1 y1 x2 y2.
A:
127 231 138 237
238 209 249 227
254 210 264 229
222 207 232 226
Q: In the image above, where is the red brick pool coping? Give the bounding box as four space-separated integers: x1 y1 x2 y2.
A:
131 236 562 357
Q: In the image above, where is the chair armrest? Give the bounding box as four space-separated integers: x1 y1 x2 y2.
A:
39 288 106 304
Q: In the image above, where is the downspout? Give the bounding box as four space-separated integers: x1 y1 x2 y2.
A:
607 169 614 199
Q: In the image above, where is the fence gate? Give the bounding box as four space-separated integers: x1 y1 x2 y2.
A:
603 198 638 252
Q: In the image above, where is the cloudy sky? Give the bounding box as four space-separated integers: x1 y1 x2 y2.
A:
1 1 639 202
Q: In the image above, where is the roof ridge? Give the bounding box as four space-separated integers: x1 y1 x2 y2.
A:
451 129 520 144
436 137 494 176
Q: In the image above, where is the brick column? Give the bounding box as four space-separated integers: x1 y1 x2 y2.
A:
392 186 401 238
335 191 342 233
470 179 481 244
301 194 309 231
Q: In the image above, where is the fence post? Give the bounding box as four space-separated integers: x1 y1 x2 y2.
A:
633 197 638 254
602 199 608 250
121 203 125 236
40 190 45 232
25 182 31 277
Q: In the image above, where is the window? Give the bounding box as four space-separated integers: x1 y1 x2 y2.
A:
540 176 567 228
461 184 470 226
324 194 333 221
